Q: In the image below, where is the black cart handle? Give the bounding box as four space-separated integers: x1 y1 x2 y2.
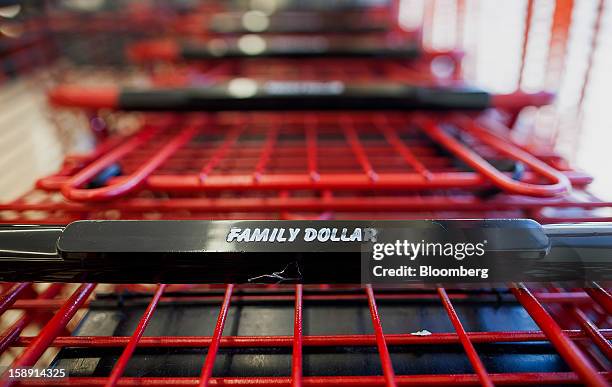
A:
1 220 610 283
128 39 420 61
49 82 554 111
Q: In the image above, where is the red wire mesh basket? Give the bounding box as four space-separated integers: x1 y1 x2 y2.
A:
0 282 610 386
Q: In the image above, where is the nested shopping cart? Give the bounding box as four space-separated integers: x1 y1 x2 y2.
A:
2 96 611 386
0 0 611 386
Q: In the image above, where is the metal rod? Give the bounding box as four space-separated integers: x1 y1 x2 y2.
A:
105 284 167 387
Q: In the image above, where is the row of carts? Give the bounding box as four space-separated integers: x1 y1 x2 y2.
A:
0 1 610 386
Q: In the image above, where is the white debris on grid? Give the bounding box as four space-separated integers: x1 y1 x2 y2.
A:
410 329 432 336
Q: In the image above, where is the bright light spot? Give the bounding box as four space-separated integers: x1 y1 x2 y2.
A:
228 78 258 98
0 23 23 37
238 34 267 55
430 55 455 79
207 39 229 57
0 5 21 18
242 10 270 32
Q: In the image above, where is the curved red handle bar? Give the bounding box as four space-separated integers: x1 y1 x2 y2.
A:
60 125 199 202
415 114 571 197
54 114 571 202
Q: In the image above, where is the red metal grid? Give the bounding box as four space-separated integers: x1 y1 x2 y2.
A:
0 283 610 386
2 112 611 224
32 112 588 201
1 4 611 387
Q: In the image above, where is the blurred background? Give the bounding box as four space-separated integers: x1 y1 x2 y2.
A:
0 0 610 203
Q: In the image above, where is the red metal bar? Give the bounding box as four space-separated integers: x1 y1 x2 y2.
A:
1 283 95 387
568 307 612 360
467 116 579 188
10 372 612 386
437 288 494 387
24 112 590 201
376 116 432 179
490 92 554 110
518 0 535 89
543 287 612 370
0 284 64 355
69 172 578 192
578 0 606 109
105 284 167 387
198 284 234 387
417 114 571 197
0 283 31 316
200 128 242 180
49 85 119 109
13 329 612 349
545 0 574 89
254 126 280 182
292 285 304 387
510 284 608 387
2 192 610 218
305 116 319 181
5 287 612 308
342 118 378 181
5 288 610 310
62 125 199 202
365 286 396 387
584 283 612 315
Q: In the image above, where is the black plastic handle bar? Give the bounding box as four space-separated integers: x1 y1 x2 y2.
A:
128 39 420 61
1 219 610 283
49 82 554 111
206 11 390 34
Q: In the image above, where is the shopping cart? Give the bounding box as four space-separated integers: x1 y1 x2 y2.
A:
0 1 611 387
3 89 611 387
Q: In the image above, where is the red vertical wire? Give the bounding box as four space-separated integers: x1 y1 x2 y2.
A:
376 116 432 180
545 0 574 89
365 285 397 387
253 126 279 182
437 287 494 387
547 286 612 361
104 284 167 387
569 0 604 161
569 0 604 159
569 307 612 361
548 0 576 147
342 117 378 181
511 284 608 387
305 116 319 181
0 284 64 355
456 0 467 49
1 283 95 387
0 283 31 316
585 283 612 315
578 0 605 108
518 0 535 90
198 284 234 387
200 128 241 181
291 284 304 387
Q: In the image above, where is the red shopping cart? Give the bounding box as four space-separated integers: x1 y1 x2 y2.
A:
0 1 610 386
